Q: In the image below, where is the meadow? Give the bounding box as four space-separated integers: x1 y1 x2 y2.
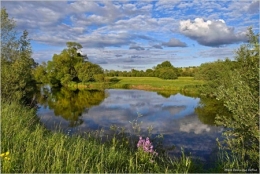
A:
108 77 204 90
69 77 205 95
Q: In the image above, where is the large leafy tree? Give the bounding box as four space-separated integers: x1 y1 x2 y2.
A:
46 42 85 86
1 8 36 103
39 42 104 86
75 62 104 82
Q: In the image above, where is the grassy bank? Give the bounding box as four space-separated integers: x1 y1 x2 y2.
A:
1 101 191 173
68 77 204 95
109 76 204 90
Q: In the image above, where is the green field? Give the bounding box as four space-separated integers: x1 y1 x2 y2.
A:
107 76 205 92
68 77 205 95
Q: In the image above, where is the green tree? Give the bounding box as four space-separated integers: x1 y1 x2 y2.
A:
234 28 259 97
75 62 104 82
1 8 36 103
154 61 178 79
214 28 259 169
1 7 18 62
155 61 173 69
194 59 236 96
158 67 178 79
46 42 85 86
145 69 154 77
33 62 48 84
43 42 104 86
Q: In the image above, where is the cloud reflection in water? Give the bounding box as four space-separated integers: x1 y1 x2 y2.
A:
38 89 223 160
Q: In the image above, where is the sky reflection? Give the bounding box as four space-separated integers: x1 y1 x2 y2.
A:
37 89 223 160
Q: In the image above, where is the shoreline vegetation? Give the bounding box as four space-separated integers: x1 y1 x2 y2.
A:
2 101 193 173
1 7 259 173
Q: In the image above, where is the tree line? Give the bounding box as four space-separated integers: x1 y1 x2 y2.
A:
1 7 259 170
34 50 197 86
105 64 198 78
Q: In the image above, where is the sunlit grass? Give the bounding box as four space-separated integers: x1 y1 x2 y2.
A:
107 77 205 94
1 101 192 173
66 77 205 95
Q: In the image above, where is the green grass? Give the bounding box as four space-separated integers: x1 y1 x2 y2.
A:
66 77 205 95
1 101 192 173
107 76 205 94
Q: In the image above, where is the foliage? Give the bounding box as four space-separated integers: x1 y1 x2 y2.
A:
157 67 178 80
194 59 236 96
33 62 49 84
1 8 36 103
1 7 17 62
76 61 104 82
45 42 85 86
34 42 104 86
215 72 259 169
2 100 192 173
105 61 181 79
152 61 178 79
214 28 259 170
177 66 198 77
234 28 259 97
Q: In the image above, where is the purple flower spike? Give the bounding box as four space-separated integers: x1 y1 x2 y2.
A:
137 136 158 155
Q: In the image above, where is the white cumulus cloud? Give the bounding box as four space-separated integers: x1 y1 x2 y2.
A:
179 18 248 47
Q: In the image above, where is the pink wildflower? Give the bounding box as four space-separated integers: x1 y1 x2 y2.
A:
137 137 158 155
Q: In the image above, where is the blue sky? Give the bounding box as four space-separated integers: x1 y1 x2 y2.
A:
2 0 259 70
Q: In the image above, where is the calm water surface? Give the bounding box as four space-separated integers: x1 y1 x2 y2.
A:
37 88 223 161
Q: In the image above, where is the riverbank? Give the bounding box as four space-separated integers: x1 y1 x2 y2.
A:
1 101 192 173
67 77 205 95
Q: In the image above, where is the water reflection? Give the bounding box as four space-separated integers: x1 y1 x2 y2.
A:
37 87 106 127
156 90 178 98
195 97 231 125
37 88 224 161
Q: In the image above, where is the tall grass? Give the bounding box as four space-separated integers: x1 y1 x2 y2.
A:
1 101 191 173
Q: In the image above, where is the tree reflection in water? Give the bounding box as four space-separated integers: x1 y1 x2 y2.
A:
37 86 106 127
195 97 231 126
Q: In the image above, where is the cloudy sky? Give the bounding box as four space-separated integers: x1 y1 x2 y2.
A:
2 0 259 70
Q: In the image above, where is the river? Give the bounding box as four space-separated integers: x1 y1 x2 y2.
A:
36 87 224 164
